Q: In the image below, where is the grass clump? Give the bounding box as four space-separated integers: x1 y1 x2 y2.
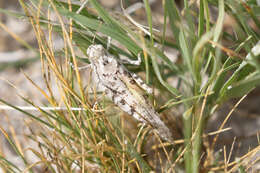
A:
1 0 260 172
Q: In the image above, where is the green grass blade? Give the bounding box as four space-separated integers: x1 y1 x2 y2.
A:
213 0 225 42
143 0 154 45
0 156 22 173
198 0 205 37
179 30 194 83
225 73 260 99
58 9 140 53
165 0 181 44
150 50 180 96
89 0 125 33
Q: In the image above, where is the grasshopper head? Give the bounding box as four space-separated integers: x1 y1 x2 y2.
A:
87 44 106 63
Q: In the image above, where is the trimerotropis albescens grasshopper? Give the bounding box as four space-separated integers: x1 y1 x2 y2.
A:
86 44 173 142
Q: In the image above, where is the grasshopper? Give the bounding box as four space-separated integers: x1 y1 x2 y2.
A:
87 44 173 142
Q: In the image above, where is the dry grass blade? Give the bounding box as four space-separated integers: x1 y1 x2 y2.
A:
1 0 260 172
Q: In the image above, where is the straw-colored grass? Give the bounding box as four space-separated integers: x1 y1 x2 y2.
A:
1 0 260 172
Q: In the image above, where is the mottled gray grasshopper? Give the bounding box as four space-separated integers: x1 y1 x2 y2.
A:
87 44 173 142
